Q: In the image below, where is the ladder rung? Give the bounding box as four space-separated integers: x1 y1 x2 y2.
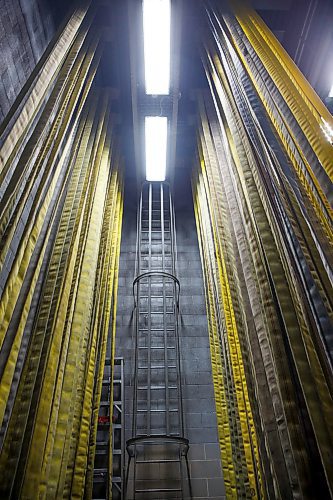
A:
104 358 123 365
139 311 175 315
133 430 181 437
140 225 169 228
140 240 170 244
138 365 176 370
140 257 172 260
94 468 108 474
137 385 177 390
135 488 181 493
112 476 122 482
141 230 171 233
95 449 108 455
138 346 175 349
141 213 169 217
138 275 173 278
136 459 180 464
139 295 174 299
139 328 175 332
141 208 169 211
141 213 169 216
140 213 165 217
137 283 174 286
138 269 174 274
137 408 179 413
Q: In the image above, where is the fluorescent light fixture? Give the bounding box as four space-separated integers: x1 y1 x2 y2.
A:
143 0 171 95
145 116 167 181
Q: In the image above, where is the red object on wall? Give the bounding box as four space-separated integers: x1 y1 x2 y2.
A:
98 415 110 424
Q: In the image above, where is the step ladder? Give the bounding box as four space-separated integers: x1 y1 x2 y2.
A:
126 182 191 499
93 357 125 500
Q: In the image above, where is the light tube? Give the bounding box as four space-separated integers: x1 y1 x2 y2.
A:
145 116 167 181
143 0 171 95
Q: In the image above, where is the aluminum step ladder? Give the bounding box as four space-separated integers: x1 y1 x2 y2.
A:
93 357 125 500
126 182 191 499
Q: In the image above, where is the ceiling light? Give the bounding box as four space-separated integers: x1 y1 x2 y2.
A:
143 0 171 95
145 116 168 181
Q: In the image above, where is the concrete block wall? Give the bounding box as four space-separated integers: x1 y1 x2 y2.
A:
175 187 225 500
0 0 57 123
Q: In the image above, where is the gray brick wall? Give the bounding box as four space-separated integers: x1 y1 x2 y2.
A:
0 0 58 123
175 182 225 499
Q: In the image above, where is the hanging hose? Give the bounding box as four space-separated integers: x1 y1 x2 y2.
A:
192 2 333 498
0 8 124 497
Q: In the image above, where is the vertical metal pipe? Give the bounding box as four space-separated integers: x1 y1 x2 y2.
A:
161 183 170 435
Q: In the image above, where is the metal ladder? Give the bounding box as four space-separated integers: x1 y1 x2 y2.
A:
93 357 125 500
126 182 191 499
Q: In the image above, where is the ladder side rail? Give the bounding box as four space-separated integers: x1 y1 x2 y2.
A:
120 357 125 500
161 184 170 436
147 183 152 435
